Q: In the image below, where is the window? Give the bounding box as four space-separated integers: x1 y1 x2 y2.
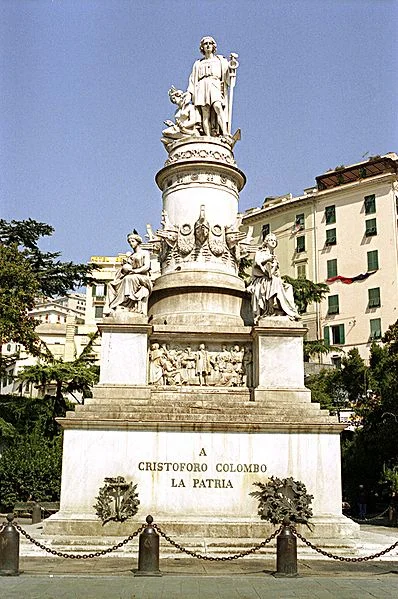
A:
325 205 336 225
367 250 379 272
296 264 306 279
294 213 305 231
95 306 104 319
324 324 345 345
370 318 382 340
261 223 270 241
327 259 338 279
364 194 376 215
325 228 336 245
296 236 305 253
93 284 106 298
365 218 377 236
331 355 342 369
328 295 339 315
368 287 381 308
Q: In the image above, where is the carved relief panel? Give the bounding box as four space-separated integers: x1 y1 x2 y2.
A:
148 342 253 388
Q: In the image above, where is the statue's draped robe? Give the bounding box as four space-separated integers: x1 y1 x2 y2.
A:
105 252 152 312
247 248 298 320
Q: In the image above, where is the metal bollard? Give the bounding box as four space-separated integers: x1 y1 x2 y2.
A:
32 502 42 524
0 514 20 576
275 519 298 577
135 515 162 576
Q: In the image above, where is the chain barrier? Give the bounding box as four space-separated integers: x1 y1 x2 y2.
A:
289 525 398 562
349 506 390 523
14 522 145 560
153 522 282 561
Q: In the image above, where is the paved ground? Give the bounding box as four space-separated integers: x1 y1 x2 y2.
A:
1 522 398 598
2 558 398 599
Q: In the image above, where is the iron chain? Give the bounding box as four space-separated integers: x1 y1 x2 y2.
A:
153 523 282 561
14 522 145 559
289 525 398 562
350 506 390 524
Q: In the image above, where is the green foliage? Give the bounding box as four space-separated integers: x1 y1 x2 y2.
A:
303 338 342 362
17 331 100 404
0 394 69 509
0 218 94 355
282 276 329 314
0 394 70 438
340 320 398 503
381 465 398 493
306 368 349 413
250 477 313 527
0 244 40 354
0 427 62 510
0 219 93 297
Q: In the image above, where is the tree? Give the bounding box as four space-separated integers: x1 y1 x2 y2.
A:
282 276 329 315
0 219 93 356
0 244 39 355
303 338 342 362
340 322 398 505
17 332 100 406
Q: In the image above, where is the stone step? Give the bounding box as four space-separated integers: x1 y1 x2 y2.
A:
74 403 328 416
66 411 335 423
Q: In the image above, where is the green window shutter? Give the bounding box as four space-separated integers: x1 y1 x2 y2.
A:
296 264 306 279
365 218 377 236
338 324 345 344
325 205 336 224
370 318 382 340
364 194 376 215
326 228 337 245
367 250 379 271
295 213 305 229
327 259 337 278
328 295 339 314
324 326 330 346
296 236 305 252
368 287 381 308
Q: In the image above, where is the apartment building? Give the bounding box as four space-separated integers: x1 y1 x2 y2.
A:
242 153 398 361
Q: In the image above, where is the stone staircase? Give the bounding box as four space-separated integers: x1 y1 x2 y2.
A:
62 384 340 430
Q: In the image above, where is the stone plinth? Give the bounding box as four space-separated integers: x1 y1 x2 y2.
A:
98 316 151 385
252 318 306 390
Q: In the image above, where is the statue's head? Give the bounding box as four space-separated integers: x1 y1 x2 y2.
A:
199 36 217 56
168 86 184 105
127 232 142 247
263 233 278 248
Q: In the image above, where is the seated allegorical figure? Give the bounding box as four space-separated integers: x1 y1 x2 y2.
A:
103 232 152 315
247 233 300 324
161 86 201 147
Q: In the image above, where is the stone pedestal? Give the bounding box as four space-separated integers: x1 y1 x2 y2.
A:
252 318 306 390
99 316 151 385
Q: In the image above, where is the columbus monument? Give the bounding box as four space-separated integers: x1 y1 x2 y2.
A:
44 36 359 551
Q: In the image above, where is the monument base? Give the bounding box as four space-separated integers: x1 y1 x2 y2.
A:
44 419 359 550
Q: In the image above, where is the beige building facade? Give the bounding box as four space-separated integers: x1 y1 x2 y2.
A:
243 153 398 362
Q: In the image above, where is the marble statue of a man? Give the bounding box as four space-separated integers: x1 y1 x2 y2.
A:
186 36 238 137
103 232 152 315
247 233 300 323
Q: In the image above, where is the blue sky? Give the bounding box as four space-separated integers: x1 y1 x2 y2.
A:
1 0 397 263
